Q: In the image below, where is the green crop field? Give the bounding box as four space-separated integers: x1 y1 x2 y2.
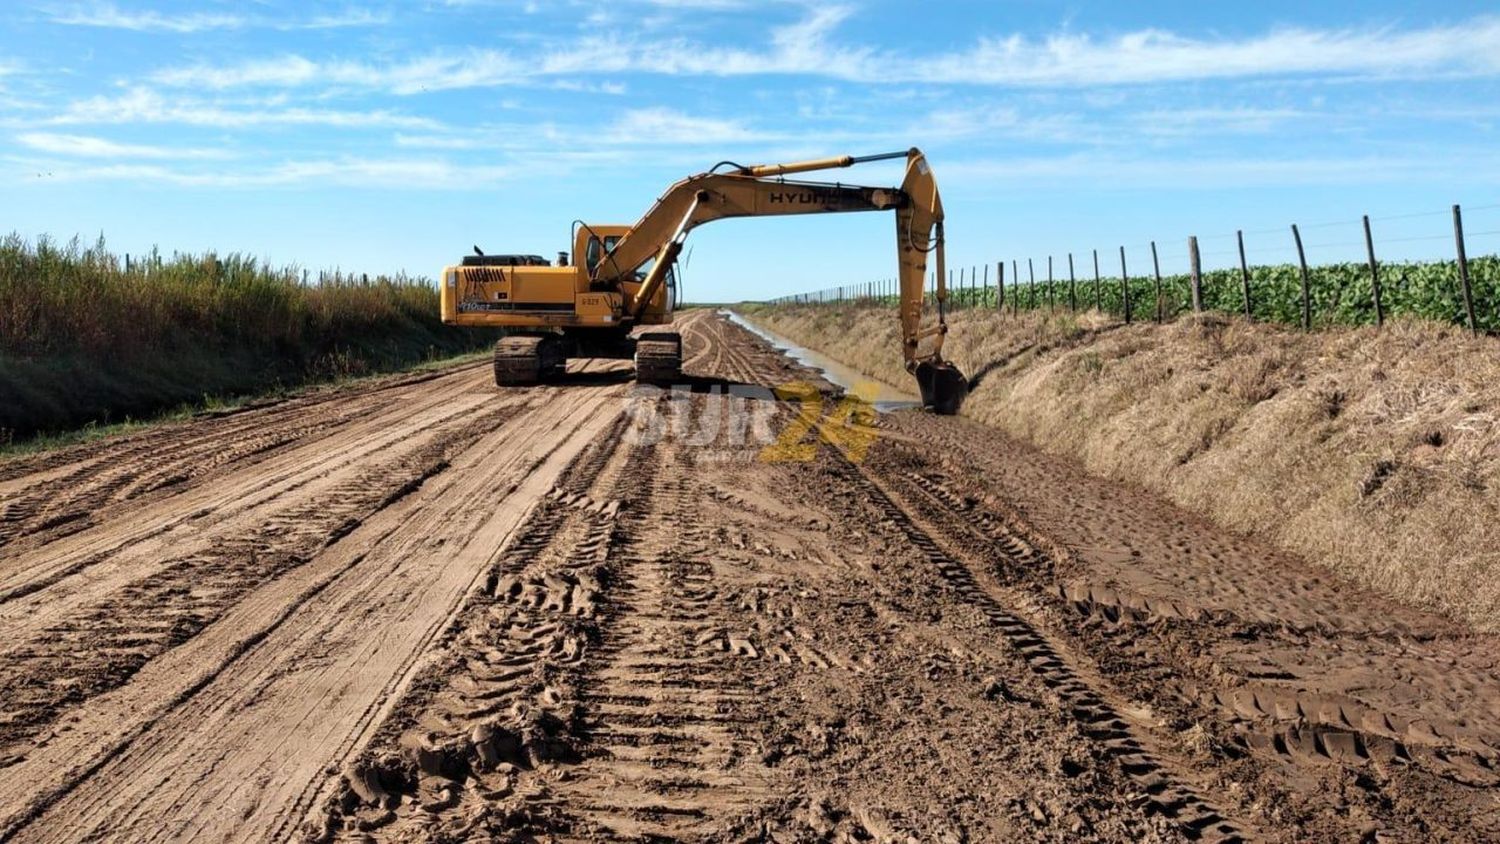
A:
788 254 1500 333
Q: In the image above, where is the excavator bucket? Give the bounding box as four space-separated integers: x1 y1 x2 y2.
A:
914 360 967 415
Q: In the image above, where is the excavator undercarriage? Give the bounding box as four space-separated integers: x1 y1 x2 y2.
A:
491 329 681 386
491 335 567 386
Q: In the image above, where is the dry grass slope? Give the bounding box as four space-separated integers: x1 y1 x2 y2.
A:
740 304 1500 631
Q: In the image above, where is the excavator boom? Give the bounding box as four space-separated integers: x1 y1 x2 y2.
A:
596 148 965 412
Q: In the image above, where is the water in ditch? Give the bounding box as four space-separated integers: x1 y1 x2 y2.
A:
719 309 921 413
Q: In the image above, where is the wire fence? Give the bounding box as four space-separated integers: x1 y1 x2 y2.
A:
769 203 1500 334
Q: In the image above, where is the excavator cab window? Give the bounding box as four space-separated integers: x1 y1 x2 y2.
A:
584 235 621 275
635 256 677 313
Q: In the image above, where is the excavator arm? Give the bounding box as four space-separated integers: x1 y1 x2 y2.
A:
598 148 967 413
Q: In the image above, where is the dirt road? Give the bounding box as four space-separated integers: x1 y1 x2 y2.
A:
1 310 1496 842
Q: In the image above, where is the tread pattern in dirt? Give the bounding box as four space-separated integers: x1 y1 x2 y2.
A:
840 459 1249 843
0 404 509 764
0 364 486 554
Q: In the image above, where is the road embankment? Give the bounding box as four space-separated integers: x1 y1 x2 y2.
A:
738 303 1500 631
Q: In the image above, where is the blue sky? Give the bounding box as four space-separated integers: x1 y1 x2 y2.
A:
2 1 1499 301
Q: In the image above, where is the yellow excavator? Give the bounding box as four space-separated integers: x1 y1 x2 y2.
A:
439 147 967 414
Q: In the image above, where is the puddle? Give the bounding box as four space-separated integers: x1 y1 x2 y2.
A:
720 310 922 412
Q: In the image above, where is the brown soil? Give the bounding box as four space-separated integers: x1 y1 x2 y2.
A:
0 310 1495 842
742 305 1500 633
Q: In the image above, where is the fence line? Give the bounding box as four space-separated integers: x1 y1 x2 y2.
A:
767 203 1499 335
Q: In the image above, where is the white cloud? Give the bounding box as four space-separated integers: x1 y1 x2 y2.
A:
48 4 244 33
941 151 1500 191
393 133 486 150
145 14 1500 94
6 156 512 189
605 107 762 144
1130 107 1312 137
34 88 441 130
921 21 1500 87
148 5 874 92
153 51 528 94
298 9 392 30
45 3 390 33
15 131 229 159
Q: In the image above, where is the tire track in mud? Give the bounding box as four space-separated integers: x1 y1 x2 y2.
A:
886 448 1500 826
0 363 490 553
2 375 626 843
681 310 776 388
834 451 1251 843
0 398 515 765
327 396 776 841
696 310 1254 842
323 414 646 840
552 447 772 840
684 311 1249 838
0 361 487 487
0 374 510 617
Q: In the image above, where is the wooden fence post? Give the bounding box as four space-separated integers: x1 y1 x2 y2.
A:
1092 249 1101 311
997 261 1005 311
1012 260 1019 314
1237 230 1253 321
1150 241 1163 323
1047 256 1055 311
1119 246 1131 323
1068 253 1077 312
1291 224 1311 330
1454 204 1477 334
983 263 990 308
1188 236 1203 313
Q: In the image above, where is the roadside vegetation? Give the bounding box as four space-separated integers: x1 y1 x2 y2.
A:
740 302 1500 631
801 254 1500 332
946 257 1500 330
0 234 499 441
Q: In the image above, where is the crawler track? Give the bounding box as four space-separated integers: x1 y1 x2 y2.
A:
0 310 1495 841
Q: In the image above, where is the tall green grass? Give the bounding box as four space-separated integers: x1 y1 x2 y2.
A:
0 234 499 440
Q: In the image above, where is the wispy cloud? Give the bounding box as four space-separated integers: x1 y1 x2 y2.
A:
393 133 487 150
152 51 525 94
941 150 1500 191
4 155 512 188
921 22 1500 86
149 5 870 92
605 107 764 145
1130 107 1314 137
15 131 230 159
45 3 390 33
144 13 1500 94
29 88 441 130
